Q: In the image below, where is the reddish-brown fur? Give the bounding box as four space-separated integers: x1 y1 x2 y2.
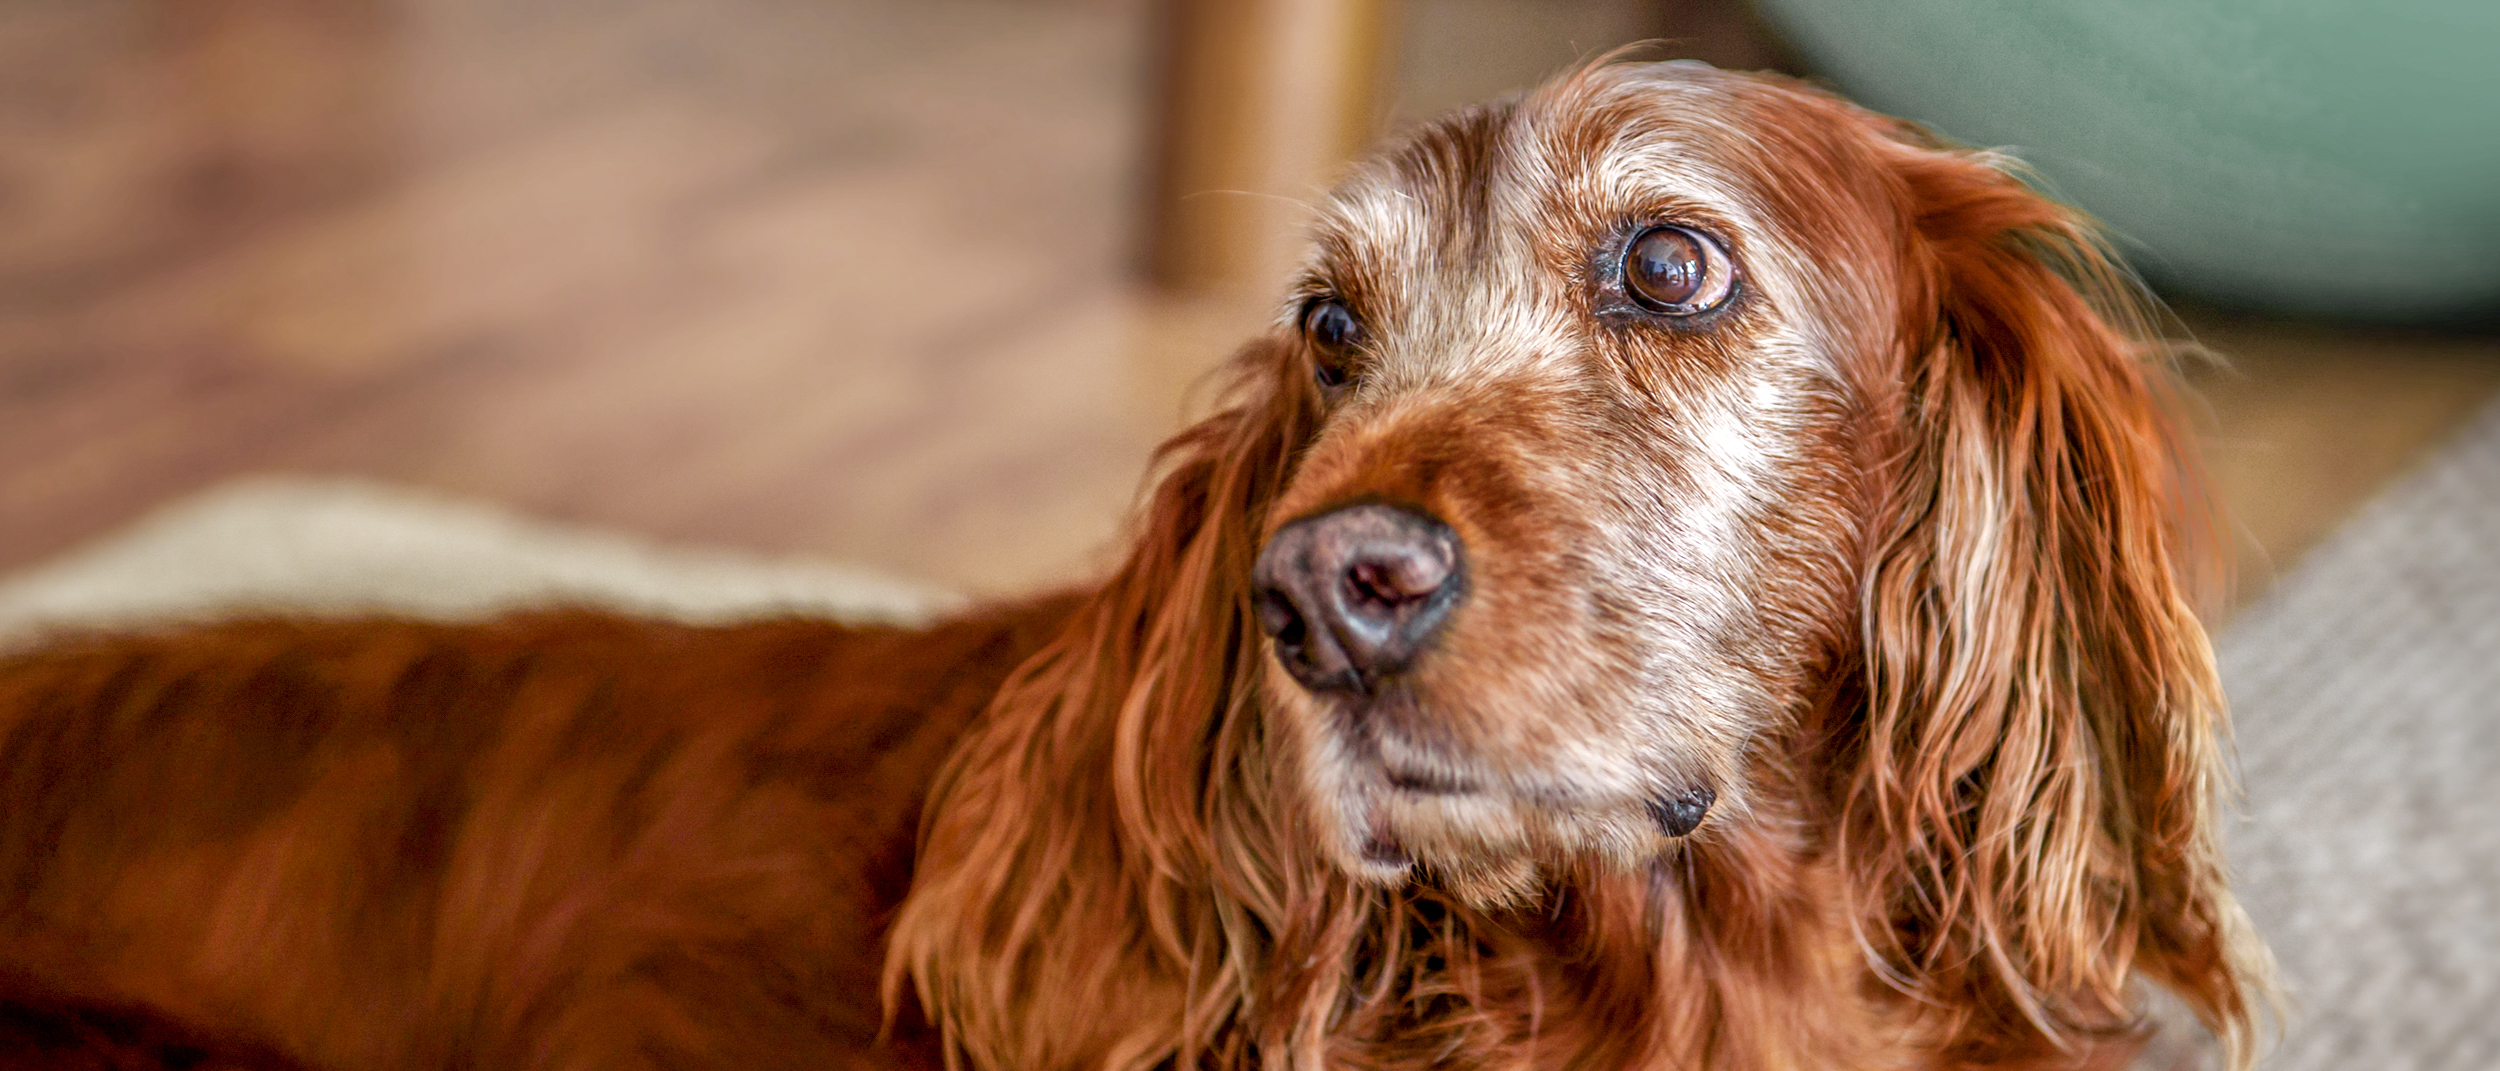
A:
0 607 1074 1070
0 64 2267 1071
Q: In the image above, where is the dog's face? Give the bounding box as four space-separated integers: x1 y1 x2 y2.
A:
1252 63 1903 895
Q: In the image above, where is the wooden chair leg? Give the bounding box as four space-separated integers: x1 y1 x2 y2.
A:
1141 0 1399 299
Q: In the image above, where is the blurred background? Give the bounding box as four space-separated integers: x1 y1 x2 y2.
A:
1 2 2495 1067
1 0 2492 603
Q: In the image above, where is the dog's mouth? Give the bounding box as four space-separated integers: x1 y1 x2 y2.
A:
1326 685 1483 795
1274 651 1726 903
1382 763 1475 796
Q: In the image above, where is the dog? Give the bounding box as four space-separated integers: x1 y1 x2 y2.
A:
0 61 2269 1071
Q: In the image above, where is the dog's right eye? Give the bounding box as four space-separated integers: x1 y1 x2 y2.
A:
1623 225 1735 316
1302 298 1363 389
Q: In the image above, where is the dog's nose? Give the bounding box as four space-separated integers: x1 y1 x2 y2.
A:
1251 503 1467 695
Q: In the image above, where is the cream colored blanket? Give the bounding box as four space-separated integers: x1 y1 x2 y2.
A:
0 477 956 650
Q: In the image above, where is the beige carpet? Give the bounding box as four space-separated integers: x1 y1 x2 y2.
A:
2214 395 2500 1071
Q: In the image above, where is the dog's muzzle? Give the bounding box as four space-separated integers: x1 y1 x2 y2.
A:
1251 503 1467 696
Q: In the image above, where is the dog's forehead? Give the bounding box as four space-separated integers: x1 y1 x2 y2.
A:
1313 64 1787 285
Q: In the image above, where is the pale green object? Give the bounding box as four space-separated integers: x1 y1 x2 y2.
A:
1754 0 2500 323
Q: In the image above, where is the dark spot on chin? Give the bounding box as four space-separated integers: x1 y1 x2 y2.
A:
1647 786 1715 838
1362 833 1411 870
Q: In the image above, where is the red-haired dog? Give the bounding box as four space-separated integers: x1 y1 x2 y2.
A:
0 63 2269 1071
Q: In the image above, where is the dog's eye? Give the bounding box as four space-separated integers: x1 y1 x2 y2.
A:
1623 226 1734 315
1302 298 1363 389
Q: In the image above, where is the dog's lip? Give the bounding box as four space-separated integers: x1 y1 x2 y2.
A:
1382 764 1477 796
1343 704 1480 796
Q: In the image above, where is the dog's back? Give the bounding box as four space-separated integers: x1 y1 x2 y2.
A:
0 600 1073 1071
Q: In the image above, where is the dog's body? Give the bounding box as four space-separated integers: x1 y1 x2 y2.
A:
0 64 2268 1071
0 605 1072 1070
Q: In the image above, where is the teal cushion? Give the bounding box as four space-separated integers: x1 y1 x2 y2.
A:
1754 0 2500 323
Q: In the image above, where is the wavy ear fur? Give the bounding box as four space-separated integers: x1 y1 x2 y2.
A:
1847 136 2273 1067
884 335 1330 1071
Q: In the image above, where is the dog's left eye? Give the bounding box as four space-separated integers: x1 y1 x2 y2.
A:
1303 298 1363 389
1622 225 1735 315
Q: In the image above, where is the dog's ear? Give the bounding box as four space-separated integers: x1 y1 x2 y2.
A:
887 332 1325 1071
1842 139 2271 1067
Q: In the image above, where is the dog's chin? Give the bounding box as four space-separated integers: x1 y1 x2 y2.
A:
1281 695 1706 909
1313 775 1690 907
1303 786 1506 909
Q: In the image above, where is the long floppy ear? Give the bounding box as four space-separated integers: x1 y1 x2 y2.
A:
1844 138 2273 1068
885 334 1326 1071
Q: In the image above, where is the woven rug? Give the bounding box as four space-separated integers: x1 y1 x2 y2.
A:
2215 395 2500 1070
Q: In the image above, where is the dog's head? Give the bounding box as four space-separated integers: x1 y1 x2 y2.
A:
1242 57 2260 1050
1254 63 1884 893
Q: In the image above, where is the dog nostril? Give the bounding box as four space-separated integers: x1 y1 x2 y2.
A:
1345 548 1453 609
1254 588 1307 648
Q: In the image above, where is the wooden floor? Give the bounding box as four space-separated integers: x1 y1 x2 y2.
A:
3 0 2495 605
